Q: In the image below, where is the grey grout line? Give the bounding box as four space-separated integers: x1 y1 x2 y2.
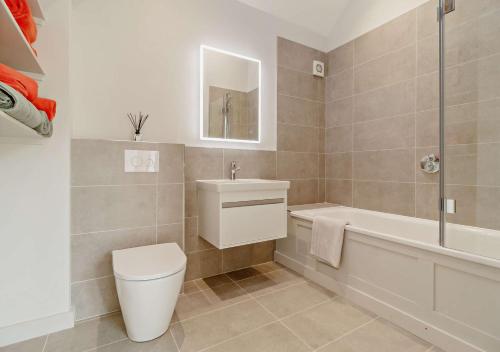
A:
170 329 181 352
277 92 324 104
82 337 129 352
41 334 48 352
311 317 379 352
71 274 114 285
353 42 416 71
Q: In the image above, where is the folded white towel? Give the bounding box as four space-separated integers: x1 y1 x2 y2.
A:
310 216 348 268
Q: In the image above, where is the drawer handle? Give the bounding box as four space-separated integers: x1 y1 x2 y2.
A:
222 198 285 208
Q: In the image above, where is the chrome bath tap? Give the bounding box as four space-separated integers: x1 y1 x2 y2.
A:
230 161 240 180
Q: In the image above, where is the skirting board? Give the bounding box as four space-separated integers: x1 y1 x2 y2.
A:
275 251 482 352
0 307 75 347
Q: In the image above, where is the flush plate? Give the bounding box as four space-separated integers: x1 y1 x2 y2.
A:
124 150 159 172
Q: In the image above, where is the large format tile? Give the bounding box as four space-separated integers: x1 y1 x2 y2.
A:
0 336 46 352
325 153 352 180
222 241 274 272
71 185 156 234
277 152 319 180
184 147 223 182
186 249 222 281
71 227 154 282
354 181 415 216
171 300 274 352
283 298 374 349
256 282 334 318
223 149 276 179
158 143 184 184
204 322 311 352
287 179 319 205
353 115 414 152
278 94 324 127
327 41 354 76
325 97 353 127
277 123 320 152
157 223 184 247
157 183 183 225
325 69 354 102
94 331 177 352
278 37 326 74
326 179 353 206
318 318 430 352
278 67 324 101
45 313 126 352
71 276 120 320
353 149 413 182
235 269 305 297
325 125 353 153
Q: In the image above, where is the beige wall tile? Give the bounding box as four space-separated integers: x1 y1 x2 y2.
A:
325 153 352 180
157 223 183 248
326 179 353 206
184 182 198 218
278 123 319 152
186 249 222 281
277 94 324 127
185 236 214 254
325 125 353 153
278 67 324 101
157 183 184 225
318 179 326 202
353 115 415 152
354 80 415 123
223 149 276 179
277 152 319 180
354 181 415 216
185 216 198 237
325 97 353 127
278 37 326 73
71 228 154 282
71 185 156 234
355 10 416 65
72 276 119 321
354 45 416 94
185 147 223 182
416 72 438 111
415 183 439 220
325 69 354 102
417 34 438 75
416 110 438 147
158 143 184 184
287 179 319 205
353 149 413 182
417 0 438 39
327 41 354 76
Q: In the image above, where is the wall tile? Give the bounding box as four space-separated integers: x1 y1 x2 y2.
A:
223 149 276 179
416 72 438 111
325 69 354 102
287 179 319 205
355 10 416 65
186 249 222 281
277 94 324 127
325 153 352 179
354 45 416 94
185 216 198 237
326 179 353 206
354 80 415 122
71 185 156 234
185 182 198 218
353 149 413 182
415 183 439 220
417 0 438 39
416 110 438 147
318 179 326 202
185 236 215 254
185 147 223 182
417 34 438 75
71 227 154 282
278 67 324 101
327 41 354 76
325 125 353 153
277 152 319 179
354 181 415 216
157 223 184 248
72 276 119 321
278 123 319 152
325 97 353 127
222 241 275 273
278 37 326 73
157 183 184 225
353 115 415 151
158 143 184 184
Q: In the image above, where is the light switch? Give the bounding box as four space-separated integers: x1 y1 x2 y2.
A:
124 150 159 172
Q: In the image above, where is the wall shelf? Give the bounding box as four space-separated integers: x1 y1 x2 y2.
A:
0 110 44 143
0 0 45 78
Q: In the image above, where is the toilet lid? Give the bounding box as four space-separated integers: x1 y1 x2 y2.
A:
112 243 187 281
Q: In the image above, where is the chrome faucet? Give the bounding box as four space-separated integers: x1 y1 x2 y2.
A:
230 161 240 180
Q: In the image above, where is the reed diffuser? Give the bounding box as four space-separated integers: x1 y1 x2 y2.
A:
127 112 149 141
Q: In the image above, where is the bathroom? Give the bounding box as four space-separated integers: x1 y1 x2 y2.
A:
0 0 499 351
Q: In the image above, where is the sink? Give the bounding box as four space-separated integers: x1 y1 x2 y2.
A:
196 179 290 249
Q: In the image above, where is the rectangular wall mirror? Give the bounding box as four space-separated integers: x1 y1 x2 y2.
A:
200 45 261 143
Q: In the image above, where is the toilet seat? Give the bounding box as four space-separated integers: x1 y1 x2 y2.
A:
112 243 186 281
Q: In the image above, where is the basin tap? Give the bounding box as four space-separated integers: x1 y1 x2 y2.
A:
230 161 240 180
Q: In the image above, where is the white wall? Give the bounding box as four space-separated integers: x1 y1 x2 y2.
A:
71 0 326 151
0 0 73 344
327 0 429 51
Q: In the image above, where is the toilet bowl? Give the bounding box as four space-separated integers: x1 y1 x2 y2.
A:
112 243 186 342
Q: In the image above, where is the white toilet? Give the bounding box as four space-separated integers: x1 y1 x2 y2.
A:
112 243 186 342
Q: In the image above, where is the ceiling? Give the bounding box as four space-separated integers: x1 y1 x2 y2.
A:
236 0 351 37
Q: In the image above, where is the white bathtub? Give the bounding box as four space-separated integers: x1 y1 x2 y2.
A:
275 205 500 352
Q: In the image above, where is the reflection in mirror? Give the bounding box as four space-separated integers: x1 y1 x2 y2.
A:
200 45 261 142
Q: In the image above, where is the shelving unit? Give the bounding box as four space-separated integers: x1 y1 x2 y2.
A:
27 0 45 25
0 111 43 143
0 0 45 79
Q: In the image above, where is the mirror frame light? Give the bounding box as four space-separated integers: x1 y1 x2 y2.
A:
200 45 262 144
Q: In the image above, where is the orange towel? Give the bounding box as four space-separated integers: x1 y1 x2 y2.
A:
0 63 38 101
5 0 37 44
33 97 56 121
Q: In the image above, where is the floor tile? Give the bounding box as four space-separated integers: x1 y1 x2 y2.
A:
0 336 46 352
251 261 285 274
171 300 275 352
236 269 305 297
282 298 374 349
256 282 335 318
226 267 262 281
93 331 177 351
182 280 201 295
317 318 431 352
195 274 232 290
204 322 311 352
45 313 126 352
174 282 250 321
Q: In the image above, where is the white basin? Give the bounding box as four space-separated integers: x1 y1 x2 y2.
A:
197 179 290 192
196 179 290 249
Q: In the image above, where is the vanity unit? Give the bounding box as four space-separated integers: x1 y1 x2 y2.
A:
197 179 290 249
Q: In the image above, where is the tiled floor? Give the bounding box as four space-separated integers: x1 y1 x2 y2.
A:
1 262 445 352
